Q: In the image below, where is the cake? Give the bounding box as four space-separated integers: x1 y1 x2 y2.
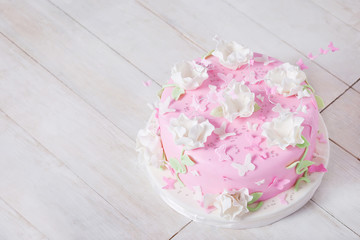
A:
136 37 328 223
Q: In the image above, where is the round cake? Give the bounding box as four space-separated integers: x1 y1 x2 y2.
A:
136 37 328 225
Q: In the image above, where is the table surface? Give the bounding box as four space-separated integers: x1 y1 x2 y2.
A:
0 0 359 239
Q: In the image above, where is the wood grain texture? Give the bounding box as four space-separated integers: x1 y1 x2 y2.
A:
137 0 348 108
0 111 147 240
311 0 360 31
48 0 204 84
225 0 360 85
312 141 360 235
172 202 359 240
0 198 47 240
322 89 360 158
353 80 360 93
0 0 159 140
0 0 359 238
0 33 188 238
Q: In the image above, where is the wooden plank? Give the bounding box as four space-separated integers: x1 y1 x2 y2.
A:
311 0 360 31
352 80 360 93
136 0 348 108
0 0 194 140
0 112 147 239
322 89 360 158
0 33 189 238
48 0 204 83
172 202 359 240
312 141 360 235
224 0 360 85
0 198 47 240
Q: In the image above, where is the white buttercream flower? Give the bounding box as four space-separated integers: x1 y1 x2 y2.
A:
169 113 214 150
265 63 306 97
136 111 164 167
219 80 255 122
261 105 305 150
171 61 209 90
214 188 253 220
212 37 253 70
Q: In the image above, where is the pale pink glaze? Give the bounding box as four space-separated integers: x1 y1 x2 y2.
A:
158 53 319 201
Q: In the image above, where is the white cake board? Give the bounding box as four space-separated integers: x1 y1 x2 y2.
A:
145 114 329 229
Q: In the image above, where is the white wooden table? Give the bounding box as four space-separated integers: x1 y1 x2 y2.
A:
0 0 359 239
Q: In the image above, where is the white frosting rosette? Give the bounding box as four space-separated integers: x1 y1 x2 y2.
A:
212 37 253 70
216 80 255 122
214 188 253 220
261 104 305 150
168 113 214 150
136 111 164 167
171 61 209 90
265 63 306 97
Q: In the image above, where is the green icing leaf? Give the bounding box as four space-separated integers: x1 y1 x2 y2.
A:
172 87 185 101
203 49 214 59
210 106 223 117
254 103 261 112
181 154 195 167
296 160 315 175
247 201 264 212
168 158 186 173
295 147 309 174
296 135 310 148
286 161 300 169
248 192 263 205
295 172 311 191
303 84 315 93
175 173 185 187
315 95 325 110
157 88 165 98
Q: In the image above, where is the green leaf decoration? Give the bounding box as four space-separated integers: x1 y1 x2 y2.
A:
315 95 325 110
247 201 264 212
303 84 315 94
254 103 261 112
203 49 214 59
168 158 186 174
296 160 315 175
295 147 309 174
286 161 300 169
210 106 223 117
175 173 185 187
247 192 263 205
157 88 165 98
296 135 310 148
181 154 195 167
295 173 311 191
172 86 185 101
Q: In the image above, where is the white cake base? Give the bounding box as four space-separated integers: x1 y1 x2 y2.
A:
145 114 329 229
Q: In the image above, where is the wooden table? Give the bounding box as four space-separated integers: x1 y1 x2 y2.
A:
0 0 359 239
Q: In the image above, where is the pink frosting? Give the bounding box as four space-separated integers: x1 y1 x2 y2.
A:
158 53 318 201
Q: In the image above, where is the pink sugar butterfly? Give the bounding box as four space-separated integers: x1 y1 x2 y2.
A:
215 144 232 162
162 177 177 190
190 95 208 112
231 153 256 176
143 80 151 87
308 164 327 174
319 47 329 55
278 193 288 205
307 52 317 60
268 177 290 190
296 58 308 70
328 42 339 52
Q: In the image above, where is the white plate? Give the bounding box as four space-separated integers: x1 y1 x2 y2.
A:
145 114 329 229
